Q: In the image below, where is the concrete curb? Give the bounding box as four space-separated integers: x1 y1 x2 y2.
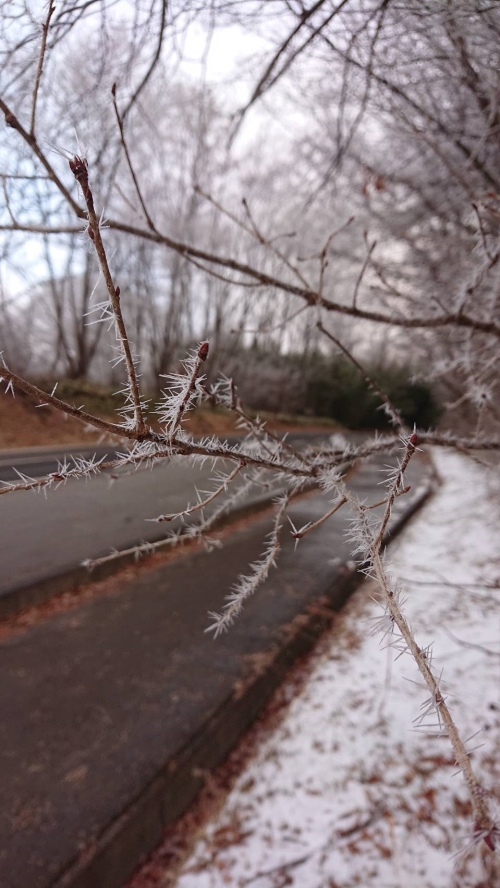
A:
51 482 435 888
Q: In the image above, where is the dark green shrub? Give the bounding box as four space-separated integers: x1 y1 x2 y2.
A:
306 359 441 429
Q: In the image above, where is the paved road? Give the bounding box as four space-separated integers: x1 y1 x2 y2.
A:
0 436 325 599
0 434 329 483
0 446 118 483
0 454 431 888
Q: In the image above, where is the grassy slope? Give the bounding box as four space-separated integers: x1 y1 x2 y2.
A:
0 382 339 450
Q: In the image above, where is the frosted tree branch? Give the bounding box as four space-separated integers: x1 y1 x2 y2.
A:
365 434 498 849
68 155 146 436
206 493 290 637
151 462 243 523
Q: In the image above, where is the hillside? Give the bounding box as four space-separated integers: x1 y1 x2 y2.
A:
0 383 338 450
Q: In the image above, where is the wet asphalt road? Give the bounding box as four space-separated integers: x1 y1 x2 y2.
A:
0 446 118 483
0 435 328 598
0 433 326 482
0 454 431 888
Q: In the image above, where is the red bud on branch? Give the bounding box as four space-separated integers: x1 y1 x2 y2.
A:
198 341 209 362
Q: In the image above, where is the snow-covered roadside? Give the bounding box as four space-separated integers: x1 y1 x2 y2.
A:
175 450 500 888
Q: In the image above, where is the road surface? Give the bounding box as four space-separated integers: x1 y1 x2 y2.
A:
0 454 431 888
0 436 325 599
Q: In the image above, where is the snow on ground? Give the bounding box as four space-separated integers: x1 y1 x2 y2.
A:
174 450 500 888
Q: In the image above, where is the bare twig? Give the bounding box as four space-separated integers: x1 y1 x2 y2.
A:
443 627 500 658
318 321 407 430
111 84 156 232
290 494 348 540
196 185 311 290
352 233 376 309
0 99 83 217
160 341 209 440
372 430 418 548
30 1 55 136
317 221 355 299
152 462 243 523
206 493 290 636
68 155 146 436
